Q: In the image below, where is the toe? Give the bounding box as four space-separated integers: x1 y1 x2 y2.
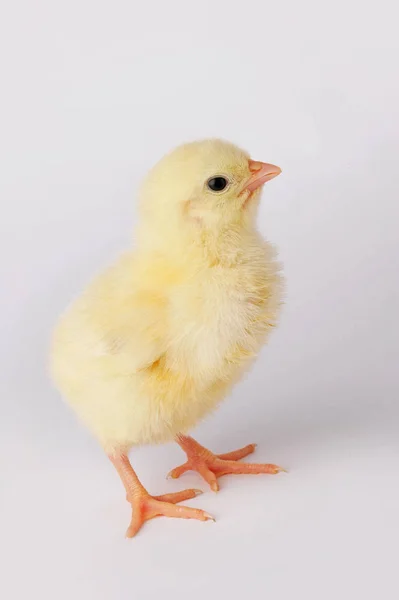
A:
163 503 215 522
197 465 220 492
167 462 190 479
155 489 203 503
219 460 287 475
126 510 145 538
217 443 257 461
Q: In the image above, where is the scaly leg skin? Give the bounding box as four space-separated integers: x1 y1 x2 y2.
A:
109 453 214 537
168 435 286 492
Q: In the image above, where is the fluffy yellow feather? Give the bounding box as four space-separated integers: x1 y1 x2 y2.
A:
50 139 283 535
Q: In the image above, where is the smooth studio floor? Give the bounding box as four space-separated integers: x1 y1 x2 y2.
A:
2 371 398 600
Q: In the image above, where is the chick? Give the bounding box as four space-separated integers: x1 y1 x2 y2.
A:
51 139 283 537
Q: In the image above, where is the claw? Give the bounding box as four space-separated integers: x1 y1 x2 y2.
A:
204 512 216 522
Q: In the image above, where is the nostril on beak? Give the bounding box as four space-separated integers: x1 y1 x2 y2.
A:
248 160 264 173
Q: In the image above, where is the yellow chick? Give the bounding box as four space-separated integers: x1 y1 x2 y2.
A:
51 139 283 537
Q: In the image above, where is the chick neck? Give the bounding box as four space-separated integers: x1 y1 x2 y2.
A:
136 210 260 268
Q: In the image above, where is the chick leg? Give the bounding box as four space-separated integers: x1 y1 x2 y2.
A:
168 435 286 492
109 453 214 537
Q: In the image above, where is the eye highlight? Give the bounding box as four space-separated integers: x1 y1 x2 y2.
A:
207 176 229 192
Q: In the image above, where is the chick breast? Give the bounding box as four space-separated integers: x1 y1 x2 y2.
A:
51 238 282 454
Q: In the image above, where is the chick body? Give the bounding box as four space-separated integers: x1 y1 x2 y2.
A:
51 140 282 455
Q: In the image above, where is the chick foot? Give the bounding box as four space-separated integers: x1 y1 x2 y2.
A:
125 488 214 538
169 435 286 492
109 453 214 537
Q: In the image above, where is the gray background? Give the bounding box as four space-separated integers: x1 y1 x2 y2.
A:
1 1 398 599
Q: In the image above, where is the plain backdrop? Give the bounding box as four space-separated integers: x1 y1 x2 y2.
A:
1 1 398 599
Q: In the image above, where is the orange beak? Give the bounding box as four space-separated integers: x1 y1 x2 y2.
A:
245 160 282 192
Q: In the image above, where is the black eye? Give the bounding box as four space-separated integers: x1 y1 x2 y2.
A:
207 176 228 192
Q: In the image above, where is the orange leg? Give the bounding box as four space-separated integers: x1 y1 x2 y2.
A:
109 453 214 537
168 436 286 492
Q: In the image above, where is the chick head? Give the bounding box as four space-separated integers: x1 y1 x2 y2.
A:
139 139 281 233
